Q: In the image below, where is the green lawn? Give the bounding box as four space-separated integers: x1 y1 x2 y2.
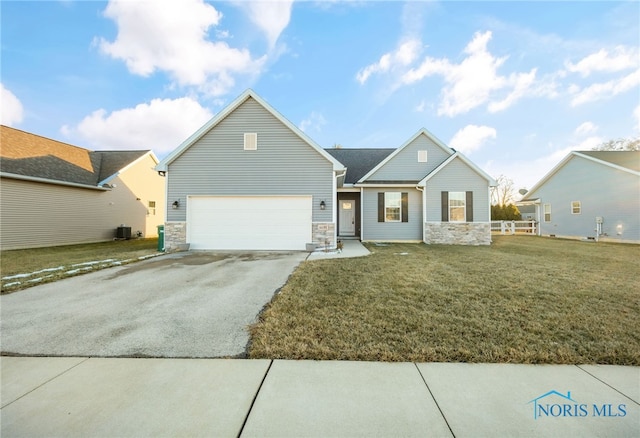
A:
249 236 640 365
1 239 160 293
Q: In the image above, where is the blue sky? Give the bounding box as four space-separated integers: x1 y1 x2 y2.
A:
2 1 639 192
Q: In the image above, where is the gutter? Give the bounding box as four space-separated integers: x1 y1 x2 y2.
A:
1 172 110 191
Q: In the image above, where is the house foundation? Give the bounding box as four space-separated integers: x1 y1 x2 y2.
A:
424 222 491 245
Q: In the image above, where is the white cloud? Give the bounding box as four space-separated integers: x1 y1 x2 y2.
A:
61 97 213 156
97 0 265 96
299 111 327 133
570 69 640 106
449 124 497 154
237 1 293 48
565 46 639 77
634 105 640 132
402 31 536 116
574 121 598 136
488 69 537 113
415 100 426 112
0 84 24 126
356 38 421 84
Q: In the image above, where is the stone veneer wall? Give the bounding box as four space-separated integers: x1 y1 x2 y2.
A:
312 222 336 249
424 222 491 246
164 221 187 251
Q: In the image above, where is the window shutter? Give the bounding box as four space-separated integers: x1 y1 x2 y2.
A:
378 192 384 222
441 191 449 222
401 192 408 222
466 191 473 222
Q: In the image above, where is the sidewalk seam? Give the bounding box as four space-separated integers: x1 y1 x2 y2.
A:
0 356 91 409
414 363 456 438
237 359 273 438
575 364 640 406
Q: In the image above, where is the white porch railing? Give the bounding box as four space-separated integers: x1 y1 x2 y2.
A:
491 220 537 235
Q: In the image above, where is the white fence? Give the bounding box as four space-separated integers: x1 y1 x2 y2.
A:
491 220 537 235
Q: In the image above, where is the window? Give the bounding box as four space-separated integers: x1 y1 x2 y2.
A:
418 150 428 162
148 201 156 216
378 192 408 223
385 192 402 222
571 201 581 214
448 192 466 222
544 204 551 222
244 133 257 150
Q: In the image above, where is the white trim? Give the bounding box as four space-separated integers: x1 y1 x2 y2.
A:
418 152 497 186
354 183 417 188
358 128 454 183
156 89 345 172
1 172 109 191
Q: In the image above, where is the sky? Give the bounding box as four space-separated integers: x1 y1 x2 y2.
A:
2 0 639 193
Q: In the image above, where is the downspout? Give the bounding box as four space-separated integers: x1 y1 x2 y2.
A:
334 170 346 245
416 186 425 243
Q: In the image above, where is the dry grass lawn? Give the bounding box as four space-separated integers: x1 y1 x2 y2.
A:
1 239 159 293
249 236 640 364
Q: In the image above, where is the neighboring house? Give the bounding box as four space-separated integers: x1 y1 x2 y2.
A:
517 150 640 243
156 89 496 251
0 125 165 250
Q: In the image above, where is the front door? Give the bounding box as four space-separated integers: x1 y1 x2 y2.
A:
339 200 355 236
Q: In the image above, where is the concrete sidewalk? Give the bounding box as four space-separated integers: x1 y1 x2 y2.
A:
306 240 370 260
1 357 638 437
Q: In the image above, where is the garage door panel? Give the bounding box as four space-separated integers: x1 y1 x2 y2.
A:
187 196 312 250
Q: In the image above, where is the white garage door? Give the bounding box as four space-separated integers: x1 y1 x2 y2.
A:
187 196 312 250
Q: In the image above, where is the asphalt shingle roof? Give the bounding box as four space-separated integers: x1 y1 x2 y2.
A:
1 125 149 186
579 150 640 172
325 148 396 184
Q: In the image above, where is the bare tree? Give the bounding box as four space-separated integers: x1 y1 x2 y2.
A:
490 175 516 206
593 137 640 151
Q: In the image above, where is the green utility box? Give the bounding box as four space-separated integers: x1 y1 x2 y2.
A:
157 225 165 252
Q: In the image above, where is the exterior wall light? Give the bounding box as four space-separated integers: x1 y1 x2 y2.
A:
320 200 326 210
172 200 180 209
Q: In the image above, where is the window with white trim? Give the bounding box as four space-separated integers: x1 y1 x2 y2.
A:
544 203 551 222
418 150 428 162
244 133 257 150
448 191 466 222
571 201 581 214
148 201 156 216
385 192 402 222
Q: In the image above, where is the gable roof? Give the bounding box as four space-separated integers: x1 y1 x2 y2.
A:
0 125 154 189
357 128 454 183
523 150 640 199
156 89 345 172
418 151 497 186
325 148 395 184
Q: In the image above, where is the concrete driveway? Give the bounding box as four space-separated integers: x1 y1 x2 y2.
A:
1 251 307 358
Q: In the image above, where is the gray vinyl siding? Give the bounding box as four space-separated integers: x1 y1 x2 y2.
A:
166 97 334 222
424 157 490 222
527 156 640 242
367 133 452 181
361 188 423 241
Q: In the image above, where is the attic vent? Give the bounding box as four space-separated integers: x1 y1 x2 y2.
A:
244 133 257 150
418 150 428 162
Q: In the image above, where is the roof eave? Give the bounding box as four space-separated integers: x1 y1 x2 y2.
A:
1 172 110 191
357 128 455 183
155 89 345 172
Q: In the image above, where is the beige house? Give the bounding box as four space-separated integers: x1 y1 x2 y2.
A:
0 125 165 250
